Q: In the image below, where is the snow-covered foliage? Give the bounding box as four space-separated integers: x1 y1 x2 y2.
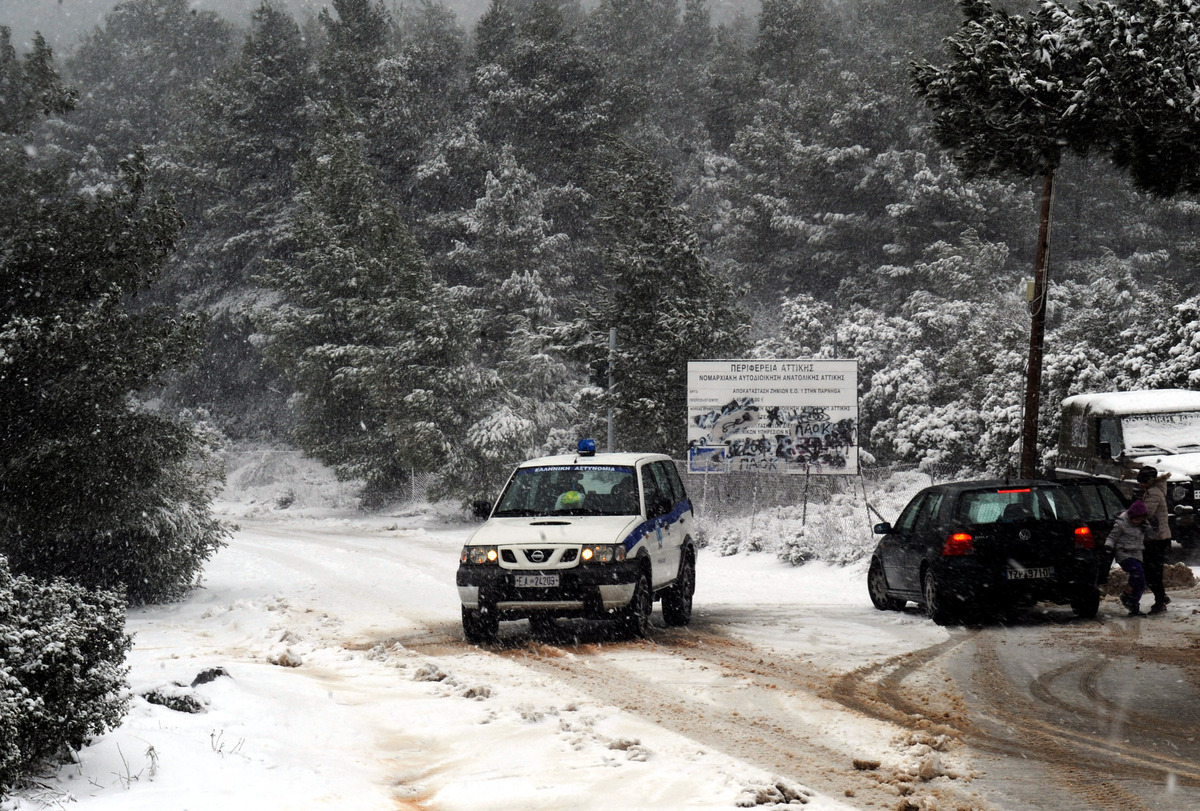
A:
698 469 930 565
566 138 750 455
0 142 229 602
0 558 130 796
10 0 1197 506
750 234 1191 475
256 113 491 506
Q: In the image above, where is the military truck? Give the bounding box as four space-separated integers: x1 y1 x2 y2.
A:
1054 389 1200 550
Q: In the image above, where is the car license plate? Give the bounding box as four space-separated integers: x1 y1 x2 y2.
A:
514 573 559 588
1006 566 1054 581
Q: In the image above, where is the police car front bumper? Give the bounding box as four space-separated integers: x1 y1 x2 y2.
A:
457 559 641 618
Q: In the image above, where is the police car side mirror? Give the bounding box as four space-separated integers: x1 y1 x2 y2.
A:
874 522 893 535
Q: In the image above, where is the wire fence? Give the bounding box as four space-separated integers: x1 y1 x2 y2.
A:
225 444 958 530
678 461 956 522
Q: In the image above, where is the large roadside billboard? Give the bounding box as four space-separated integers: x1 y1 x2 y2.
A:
686 359 859 474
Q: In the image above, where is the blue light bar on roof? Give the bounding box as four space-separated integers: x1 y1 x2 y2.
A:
577 438 597 456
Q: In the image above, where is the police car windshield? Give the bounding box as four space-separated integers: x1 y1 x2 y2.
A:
492 465 640 517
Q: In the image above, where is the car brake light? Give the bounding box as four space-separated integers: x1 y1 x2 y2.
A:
1074 526 1094 549
943 532 974 556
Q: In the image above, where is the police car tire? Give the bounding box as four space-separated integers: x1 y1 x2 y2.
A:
621 572 652 639
462 606 498 644
661 552 695 627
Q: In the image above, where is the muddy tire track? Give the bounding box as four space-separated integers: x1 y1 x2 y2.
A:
967 633 1155 810
491 630 988 810
411 614 1200 810
825 632 975 740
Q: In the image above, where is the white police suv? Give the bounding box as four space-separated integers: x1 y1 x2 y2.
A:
456 439 697 643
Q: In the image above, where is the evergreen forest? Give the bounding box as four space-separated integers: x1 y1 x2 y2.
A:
7 0 1200 508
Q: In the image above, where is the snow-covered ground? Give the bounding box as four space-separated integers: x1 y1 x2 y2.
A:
6 450 1192 810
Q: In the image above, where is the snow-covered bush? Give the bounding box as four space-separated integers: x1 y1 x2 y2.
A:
0 557 131 796
696 469 929 565
1 414 230 604
704 502 878 565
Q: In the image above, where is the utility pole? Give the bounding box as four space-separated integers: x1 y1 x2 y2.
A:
607 328 616 452
1020 168 1055 479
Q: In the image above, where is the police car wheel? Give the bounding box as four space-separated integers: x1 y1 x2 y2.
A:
462 605 498 644
621 572 652 639
662 552 695 627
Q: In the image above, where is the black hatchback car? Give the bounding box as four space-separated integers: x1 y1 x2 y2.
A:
867 479 1113 624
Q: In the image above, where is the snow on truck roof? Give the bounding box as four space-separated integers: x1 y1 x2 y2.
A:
1062 389 1200 415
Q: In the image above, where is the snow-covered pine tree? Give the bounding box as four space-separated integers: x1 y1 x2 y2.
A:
1082 0 1200 196
0 557 132 795
313 0 396 118
58 0 235 164
436 148 585 503
371 0 470 189
0 27 76 134
472 0 613 186
157 2 315 438
257 112 486 506
571 138 749 455
1 107 228 602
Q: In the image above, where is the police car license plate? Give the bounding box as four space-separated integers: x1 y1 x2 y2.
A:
1006 566 1054 580
514 574 559 588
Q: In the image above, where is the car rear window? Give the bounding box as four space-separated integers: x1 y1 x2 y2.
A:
954 486 1084 525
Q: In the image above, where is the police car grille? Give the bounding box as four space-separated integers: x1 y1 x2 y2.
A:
522 548 556 563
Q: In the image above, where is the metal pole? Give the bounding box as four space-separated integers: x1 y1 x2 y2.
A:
607 327 616 452
1020 168 1055 479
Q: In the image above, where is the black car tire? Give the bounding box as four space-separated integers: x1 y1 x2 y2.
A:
462 605 498 644
868 558 904 611
661 551 695 626
922 569 957 626
1071 586 1101 619
621 571 652 639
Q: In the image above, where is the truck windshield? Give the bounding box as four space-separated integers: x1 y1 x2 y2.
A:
1122 412 1200 455
492 465 640 517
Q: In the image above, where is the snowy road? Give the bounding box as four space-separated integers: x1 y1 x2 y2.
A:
18 510 1200 811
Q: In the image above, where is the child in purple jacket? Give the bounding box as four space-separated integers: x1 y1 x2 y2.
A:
1105 499 1150 616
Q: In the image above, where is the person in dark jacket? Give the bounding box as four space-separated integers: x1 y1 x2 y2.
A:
1106 499 1150 616
1137 466 1172 613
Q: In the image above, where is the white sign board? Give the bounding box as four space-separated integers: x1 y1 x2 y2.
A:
686 359 859 474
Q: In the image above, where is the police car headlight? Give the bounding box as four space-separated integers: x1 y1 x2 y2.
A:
461 545 499 565
581 545 625 564
1172 485 1190 503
